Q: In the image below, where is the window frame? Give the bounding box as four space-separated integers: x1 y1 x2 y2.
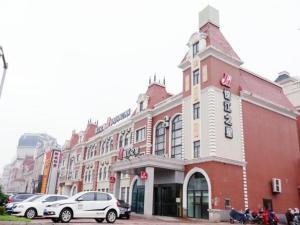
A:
155 122 165 156
192 41 199 57
135 127 146 143
193 140 200 158
193 69 199 85
193 102 200 120
171 115 182 159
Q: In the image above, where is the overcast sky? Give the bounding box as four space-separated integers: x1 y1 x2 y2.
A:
0 0 300 173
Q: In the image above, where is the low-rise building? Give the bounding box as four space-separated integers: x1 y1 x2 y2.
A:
58 5 300 221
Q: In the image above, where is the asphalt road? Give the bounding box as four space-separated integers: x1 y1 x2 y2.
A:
0 216 231 225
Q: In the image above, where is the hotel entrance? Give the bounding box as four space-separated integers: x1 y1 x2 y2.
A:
131 180 144 214
153 183 182 217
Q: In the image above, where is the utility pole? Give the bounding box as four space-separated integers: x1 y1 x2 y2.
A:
0 46 8 100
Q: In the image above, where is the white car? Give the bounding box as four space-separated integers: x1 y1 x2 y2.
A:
44 191 120 223
12 194 68 219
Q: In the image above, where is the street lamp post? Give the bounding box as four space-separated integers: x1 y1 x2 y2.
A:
0 46 8 100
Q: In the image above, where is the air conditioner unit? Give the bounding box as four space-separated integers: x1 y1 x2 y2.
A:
272 178 282 193
162 121 169 128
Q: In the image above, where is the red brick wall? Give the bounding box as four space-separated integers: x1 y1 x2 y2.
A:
242 101 300 213
201 56 241 96
185 162 244 210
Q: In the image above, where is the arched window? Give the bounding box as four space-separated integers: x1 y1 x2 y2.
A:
103 167 107 180
125 133 130 146
155 122 165 156
110 139 113 151
187 172 209 219
99 168 102 181
88 170 91 183
106 140 109 153
171 115 182 159
101 141 105 154
119 134 123 148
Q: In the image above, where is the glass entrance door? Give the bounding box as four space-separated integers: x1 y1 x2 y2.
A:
131 180 144 214
187 172 209 219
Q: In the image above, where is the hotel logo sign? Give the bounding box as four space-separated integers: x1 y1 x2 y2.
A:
96 109 131 134
118 147 140 160
221 73 233 139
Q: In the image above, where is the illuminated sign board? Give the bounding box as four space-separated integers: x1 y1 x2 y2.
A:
96 109 131 134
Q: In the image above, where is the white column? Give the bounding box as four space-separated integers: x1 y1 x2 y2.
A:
113 172 121 199
144 167 154 216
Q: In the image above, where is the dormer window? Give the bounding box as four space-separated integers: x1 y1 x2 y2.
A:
193 41 199 57
139 101 144 112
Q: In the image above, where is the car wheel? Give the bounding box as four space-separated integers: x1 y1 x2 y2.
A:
106 210 117 223
25 208 37 219
95 218 104 223
51 218 61 223
59 208 72 223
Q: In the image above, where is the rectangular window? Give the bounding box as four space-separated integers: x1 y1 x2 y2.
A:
224 198 231 209
139 101 144 112
193 140 200 158
193 69 199 85
193 41 199 57
135 127 146 142
126 187 130 203
193 102 200 120
263 199 273 211
120 187 126 201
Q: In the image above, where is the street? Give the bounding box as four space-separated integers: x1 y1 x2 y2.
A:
16 216 229 225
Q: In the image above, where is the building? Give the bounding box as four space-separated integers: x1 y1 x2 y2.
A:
3 133 60 194
57 6 300 221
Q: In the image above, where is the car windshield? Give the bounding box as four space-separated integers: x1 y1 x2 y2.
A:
70 192 87 200
25 195 43 202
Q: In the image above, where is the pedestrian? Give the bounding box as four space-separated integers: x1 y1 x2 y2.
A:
286 208 295 225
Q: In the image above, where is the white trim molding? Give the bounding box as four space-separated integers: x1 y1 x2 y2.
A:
241 90 299 119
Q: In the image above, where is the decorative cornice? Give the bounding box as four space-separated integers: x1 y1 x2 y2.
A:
198 45 243 67
241 90 299 119
112 154 185 172
185 156 245 167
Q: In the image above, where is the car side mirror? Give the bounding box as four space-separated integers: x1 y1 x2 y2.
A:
76 197 83 201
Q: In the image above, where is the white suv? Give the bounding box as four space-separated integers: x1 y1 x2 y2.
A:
12 194 68 219
44 191 120 223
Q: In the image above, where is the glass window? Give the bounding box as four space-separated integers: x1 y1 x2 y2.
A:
171 115 182 159
106 140 109 153
79 192 95 201
155 122 165 156
125 133 130 146
139 101 144 112
57 196 68 201
110 139 113 151
193 102 200 120
96 193 111 201
193 140 200 158
135 127 146 142
45 196 57 202
193 41 199 57
99 168 102 180
193 69 199 85
103 167 107 180
120 187 126 201
119 134 123 148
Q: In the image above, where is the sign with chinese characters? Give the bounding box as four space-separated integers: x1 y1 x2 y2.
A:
140 171 148 180
109 176 116 184
221 73 232 87
221 73 233 139
96 109 131 134
118 147 140 160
